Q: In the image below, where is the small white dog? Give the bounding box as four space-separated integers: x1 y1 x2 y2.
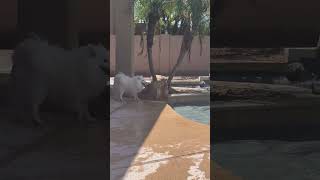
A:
113 72 146 102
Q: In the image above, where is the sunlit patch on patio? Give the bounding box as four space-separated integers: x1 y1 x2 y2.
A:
110 99 210 179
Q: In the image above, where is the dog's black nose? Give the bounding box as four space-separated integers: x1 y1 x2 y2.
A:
141 80 148 87
99 64 108 73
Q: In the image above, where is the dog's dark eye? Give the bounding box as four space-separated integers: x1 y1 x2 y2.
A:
104 59 107 63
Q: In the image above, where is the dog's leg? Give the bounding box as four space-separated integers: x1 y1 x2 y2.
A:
29 83 47 126
75 104 86 121
31 103 42 126
74 101 97 126
134 94 142 104
76 110 83 122
75 110 87 127
83 103 96 123
119 88 125 103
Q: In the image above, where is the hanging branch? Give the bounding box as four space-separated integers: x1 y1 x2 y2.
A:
138 32 145 56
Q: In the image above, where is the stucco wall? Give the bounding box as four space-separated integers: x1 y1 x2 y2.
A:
110 35 210 76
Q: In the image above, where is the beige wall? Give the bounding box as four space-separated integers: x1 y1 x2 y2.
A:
110 34 210 76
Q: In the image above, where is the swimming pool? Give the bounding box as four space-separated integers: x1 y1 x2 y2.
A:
172 105 210 125
214 140 320 180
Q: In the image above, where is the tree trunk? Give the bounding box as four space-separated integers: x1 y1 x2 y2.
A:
147 48 157 81
147 12 159 82
167 30 193 89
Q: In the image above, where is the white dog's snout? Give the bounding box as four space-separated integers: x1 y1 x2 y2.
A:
141 80 148 86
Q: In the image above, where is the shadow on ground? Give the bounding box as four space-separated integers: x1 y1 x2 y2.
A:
0 80 109 179
110 97 166 179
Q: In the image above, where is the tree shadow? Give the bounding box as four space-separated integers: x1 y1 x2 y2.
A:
110 99 166 179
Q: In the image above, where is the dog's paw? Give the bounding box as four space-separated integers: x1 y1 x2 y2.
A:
121 97 128 104
135 97 142 103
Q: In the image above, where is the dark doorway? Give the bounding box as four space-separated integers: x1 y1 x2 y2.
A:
17 0 67 48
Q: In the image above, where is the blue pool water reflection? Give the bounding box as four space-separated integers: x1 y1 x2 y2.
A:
173 105 210 124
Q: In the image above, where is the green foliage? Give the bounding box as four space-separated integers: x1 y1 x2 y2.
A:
134 0 210 84
134 0 210 35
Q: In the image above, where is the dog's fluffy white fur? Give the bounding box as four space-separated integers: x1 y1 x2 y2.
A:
10 37 107 125
113 72 145 102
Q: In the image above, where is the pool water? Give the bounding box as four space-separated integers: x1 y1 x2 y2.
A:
214 140 320 180
173 105 210 125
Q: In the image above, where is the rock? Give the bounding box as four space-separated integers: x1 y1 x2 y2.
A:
139 79 168 101
287 62 305 82
312 81 320 94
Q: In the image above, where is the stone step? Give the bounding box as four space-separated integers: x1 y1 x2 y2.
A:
285 47 319 62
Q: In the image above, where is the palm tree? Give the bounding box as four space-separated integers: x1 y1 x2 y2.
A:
167 0 209 90
135 0 170 81
135 0 210 95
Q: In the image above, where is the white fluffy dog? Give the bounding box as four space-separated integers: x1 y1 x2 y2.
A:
10 36 107 125
113 72 146 102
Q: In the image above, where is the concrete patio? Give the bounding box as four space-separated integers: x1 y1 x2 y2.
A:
110 98 210 179
0 113 108 179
